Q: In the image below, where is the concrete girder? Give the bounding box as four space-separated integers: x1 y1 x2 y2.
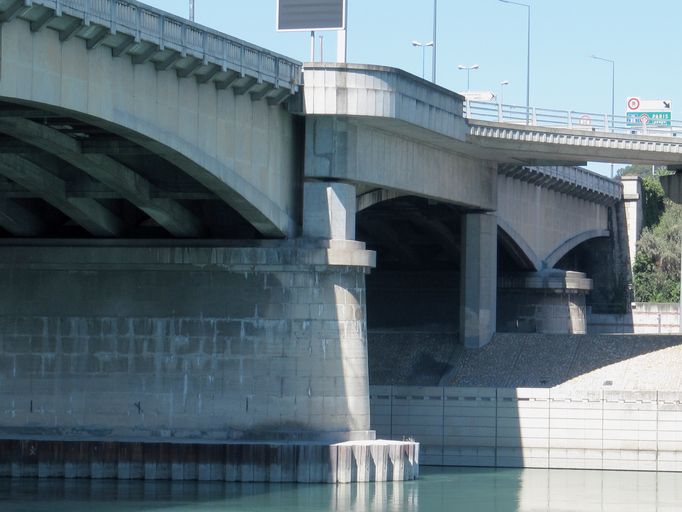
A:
0 154 122 236
0 118 206 238
0 196 48 236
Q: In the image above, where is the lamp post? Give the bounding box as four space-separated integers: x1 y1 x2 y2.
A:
457 64 479 91
591 54 615 177
189 0 194 21
432 0 437 83
500 80 509 105
412 40 434 79
499 0 530 123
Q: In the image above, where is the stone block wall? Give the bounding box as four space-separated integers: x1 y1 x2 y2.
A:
0 241 375 443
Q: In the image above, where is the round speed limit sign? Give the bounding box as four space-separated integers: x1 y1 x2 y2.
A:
627 97 640 110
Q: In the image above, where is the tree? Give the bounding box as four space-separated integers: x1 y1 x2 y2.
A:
633 200 682 302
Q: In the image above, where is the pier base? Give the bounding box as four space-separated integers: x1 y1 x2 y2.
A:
0 439 418 483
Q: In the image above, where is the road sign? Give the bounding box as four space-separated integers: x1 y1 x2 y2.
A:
276 0 346 31
461 90 496 102
626 97 672 127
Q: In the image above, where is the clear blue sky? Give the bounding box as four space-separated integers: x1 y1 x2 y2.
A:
143 0 677 175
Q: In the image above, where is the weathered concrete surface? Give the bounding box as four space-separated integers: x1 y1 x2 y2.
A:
0 17 299 237
301 64 496 212
0 439 418 482
497 173 611 269
0 241 375 442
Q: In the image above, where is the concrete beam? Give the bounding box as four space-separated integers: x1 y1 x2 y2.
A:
155 52 182 72
250 83 275 102
0 118 206 238
59 18 82 42
196 65 220 85
0 196 47 236
0 155 123 237
112 36 136 58
176 58 202 78
214 70 240 90
86 27 109 50
0 0 28 22
30 10 57 32
131 44 159 65
233 77 258 96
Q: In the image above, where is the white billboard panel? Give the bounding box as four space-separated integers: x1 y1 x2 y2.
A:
277 0 346 31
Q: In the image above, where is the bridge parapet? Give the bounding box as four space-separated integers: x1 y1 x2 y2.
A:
1 0 301 101
499 164 621 205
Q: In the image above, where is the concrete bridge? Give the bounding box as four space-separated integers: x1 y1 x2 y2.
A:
0 0 661 482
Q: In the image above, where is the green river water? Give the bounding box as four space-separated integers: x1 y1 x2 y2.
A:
2 467 682 511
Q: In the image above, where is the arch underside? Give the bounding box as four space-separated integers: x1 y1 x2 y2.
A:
0 99 282 239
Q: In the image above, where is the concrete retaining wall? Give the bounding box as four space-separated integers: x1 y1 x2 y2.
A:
371 386 682 471
588 303 679 334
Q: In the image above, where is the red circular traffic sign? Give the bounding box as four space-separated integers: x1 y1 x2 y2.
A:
628 97 640 110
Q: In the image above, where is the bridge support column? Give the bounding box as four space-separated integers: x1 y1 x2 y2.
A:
498 270 593 334
460 212 497 348
303 181 356 240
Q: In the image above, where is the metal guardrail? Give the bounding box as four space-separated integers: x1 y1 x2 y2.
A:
26 0 302 89
464 100 682 137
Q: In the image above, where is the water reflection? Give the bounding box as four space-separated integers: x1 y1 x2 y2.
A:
2 467 682 511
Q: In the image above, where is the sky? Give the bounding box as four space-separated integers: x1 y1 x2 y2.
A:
141 0 681 176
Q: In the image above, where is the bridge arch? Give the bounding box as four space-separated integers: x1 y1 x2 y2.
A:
497 219 541 272
0 16 299 238
545 229 610 269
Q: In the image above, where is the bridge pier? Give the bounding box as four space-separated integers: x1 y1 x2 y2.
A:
498 270 592 334
0 240 417 482
461 212 498 348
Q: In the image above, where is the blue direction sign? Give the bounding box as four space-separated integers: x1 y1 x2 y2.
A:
626 97 672 127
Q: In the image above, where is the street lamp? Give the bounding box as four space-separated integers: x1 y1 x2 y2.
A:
189 0 194 21
499 0 530 123
457 64 479 91
499 80 510 105
591 54 615 177
412 40 434 79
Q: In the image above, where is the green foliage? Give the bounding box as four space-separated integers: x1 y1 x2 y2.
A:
616 164 667 177
633 202 682 302
641 175 666 229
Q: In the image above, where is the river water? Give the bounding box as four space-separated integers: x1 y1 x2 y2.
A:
3 467 682 511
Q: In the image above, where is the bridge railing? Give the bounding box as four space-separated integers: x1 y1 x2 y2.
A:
465 100 682 137
29 0 302 89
